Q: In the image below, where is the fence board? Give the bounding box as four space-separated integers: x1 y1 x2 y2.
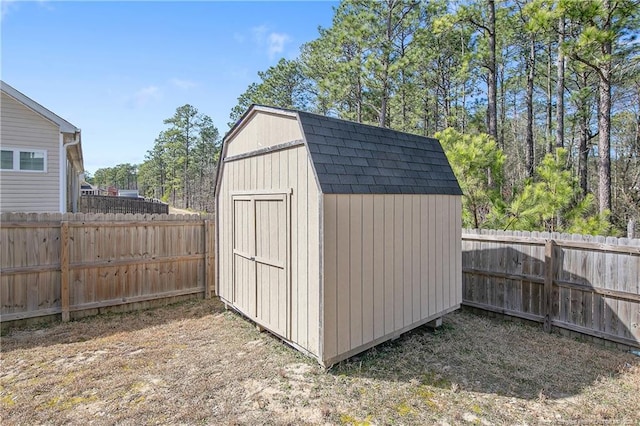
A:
529 231 540 316
1 213 214 325
463 229 639 348
559 233 571 326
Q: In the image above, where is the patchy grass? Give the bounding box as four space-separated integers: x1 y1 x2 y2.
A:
1 298 638 425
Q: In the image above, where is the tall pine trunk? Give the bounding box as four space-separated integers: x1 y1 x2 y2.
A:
487 0 498 141
546 44 553 154
379 67 389 127
598 65 612 213
378 2 393 128
598 0 612 214
356 73 363 123
578 72 589 196
184 129 190 209
499 64 506 149
579 117 589 196
526 36 536 177
556 17 565 149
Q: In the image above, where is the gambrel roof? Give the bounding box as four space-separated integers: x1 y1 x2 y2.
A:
298 111 462 195
222 105 462 196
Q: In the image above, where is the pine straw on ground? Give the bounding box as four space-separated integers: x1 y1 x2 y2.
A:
1 299 638 425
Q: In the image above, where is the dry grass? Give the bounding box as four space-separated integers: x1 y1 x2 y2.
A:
1 298 638 425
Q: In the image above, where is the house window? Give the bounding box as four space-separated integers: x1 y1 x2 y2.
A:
0 148 47 172
1 150 13 169
20 151 45 171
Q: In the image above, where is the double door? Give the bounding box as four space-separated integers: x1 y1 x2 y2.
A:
232 192 290 338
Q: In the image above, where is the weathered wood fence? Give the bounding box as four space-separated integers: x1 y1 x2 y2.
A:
5 216 639 349
462 229 640 348
79 195 169 214
1 213 214 324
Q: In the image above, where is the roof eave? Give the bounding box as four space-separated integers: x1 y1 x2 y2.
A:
0 80 80 134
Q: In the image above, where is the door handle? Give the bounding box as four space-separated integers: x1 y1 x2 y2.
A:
249 256 255 261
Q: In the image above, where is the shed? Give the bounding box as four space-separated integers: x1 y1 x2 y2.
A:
215 105 463 366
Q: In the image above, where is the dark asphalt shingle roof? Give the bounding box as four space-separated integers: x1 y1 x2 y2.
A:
297 111 462 195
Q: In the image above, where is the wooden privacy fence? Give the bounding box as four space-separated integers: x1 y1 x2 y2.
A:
1 212 214 323
462 229 640 348
79 195 169 214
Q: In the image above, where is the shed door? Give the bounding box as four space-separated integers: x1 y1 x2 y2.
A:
232 193 290 338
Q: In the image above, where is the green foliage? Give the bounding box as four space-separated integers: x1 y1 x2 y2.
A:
435 128 505 229
92 163 137 190
229 58 311 126
495 149 611 234
225 0 640 235
302 0 425 126
138 105 220 211
565 196 612 235
435 135 612 235
560 0 639 69
83 171 94 185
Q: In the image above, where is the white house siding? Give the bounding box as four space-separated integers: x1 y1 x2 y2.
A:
217 112 321 357
322 193 462 365
0 92 60 212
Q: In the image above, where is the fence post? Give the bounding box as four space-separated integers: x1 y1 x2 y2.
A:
60 221 70 322
204 219 212 299
543 239 555 332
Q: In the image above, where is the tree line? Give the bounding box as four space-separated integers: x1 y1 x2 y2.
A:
230 0 639 235
89 163 138 192
91 104 221 212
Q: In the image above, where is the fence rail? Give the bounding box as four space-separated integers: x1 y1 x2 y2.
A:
462 229 640 348
79 195 169 214
1 212 214 324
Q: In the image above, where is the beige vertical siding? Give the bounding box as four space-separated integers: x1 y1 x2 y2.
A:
225 111 303 157
217 111 320 356
0 92 60 212
322 194 462 364
372 195 385 339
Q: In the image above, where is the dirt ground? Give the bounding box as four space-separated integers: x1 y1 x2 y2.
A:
168 206 199 215
1 298 639 425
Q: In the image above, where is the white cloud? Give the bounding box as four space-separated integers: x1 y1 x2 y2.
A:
1 0 18 21
267 32 291 60
251 25 268 43
128 86 161 108
249 25 292 60
2 0 53 21
170 78 196 90
36 0 54 12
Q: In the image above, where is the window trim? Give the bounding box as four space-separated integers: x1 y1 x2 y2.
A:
0 147 48 173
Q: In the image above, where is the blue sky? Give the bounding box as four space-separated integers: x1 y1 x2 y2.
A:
1 0 338 173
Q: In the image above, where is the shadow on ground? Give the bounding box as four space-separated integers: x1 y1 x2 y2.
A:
2 294 637 405
0 298 225 353
328 308 639 401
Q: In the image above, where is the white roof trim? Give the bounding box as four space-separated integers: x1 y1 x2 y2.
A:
1 80 80 134
251 105 298 118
